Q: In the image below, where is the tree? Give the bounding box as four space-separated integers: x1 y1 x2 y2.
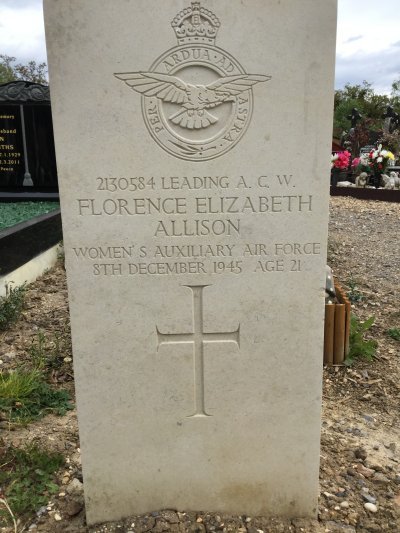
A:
391 78 400 108
333 98 364 134
0 54 48 85
0 55 16 83
333 79 400 158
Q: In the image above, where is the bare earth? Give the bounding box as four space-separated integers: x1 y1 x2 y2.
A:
0 196 399 532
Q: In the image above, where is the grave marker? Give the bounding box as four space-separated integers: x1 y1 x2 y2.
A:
44 0 337 524
0 81 58 190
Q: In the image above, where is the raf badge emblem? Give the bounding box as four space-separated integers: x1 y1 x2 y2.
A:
115 2 271 161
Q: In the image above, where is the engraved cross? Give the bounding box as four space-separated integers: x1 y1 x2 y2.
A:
156 285 240 418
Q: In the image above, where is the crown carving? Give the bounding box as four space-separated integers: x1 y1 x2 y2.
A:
171 2 220 45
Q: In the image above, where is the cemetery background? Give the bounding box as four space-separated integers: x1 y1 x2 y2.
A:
0 195 399 532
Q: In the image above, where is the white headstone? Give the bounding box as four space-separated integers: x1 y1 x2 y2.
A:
44 0 337 525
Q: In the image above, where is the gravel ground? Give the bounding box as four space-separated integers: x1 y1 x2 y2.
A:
0 196 399 532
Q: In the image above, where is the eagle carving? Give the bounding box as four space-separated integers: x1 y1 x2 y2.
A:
114 72 271 130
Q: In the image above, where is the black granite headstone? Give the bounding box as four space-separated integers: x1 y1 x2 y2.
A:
0 81 58 191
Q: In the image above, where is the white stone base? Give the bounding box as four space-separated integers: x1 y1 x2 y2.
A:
0 244 61 297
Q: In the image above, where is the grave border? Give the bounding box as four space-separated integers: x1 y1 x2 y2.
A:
0 210 62 276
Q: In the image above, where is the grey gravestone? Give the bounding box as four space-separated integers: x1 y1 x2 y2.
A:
44 0 338 525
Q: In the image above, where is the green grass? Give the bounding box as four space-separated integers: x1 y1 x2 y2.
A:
0 369 72 423
0 201 59 231
0 283 26 331
387 328 400 341
0 442 63 525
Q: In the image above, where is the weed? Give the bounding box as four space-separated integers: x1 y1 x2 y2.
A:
347 277 363 304
387 328 400 341
0 442 63 524
345 315 377 365
28 332 47 370
28 332 66 372
0 369 72 423
0 284 26 331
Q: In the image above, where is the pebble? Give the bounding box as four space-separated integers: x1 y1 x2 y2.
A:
368 462 384 472
372 472 390 484
54 513 62 521
340 501 350 508
63 356 72 362
65 500 83 517
346 427 363 436
355 464 375 478
362 414 374 423
361 492 377 504
66 477 84 496
364 502 378 513
354 447 368 460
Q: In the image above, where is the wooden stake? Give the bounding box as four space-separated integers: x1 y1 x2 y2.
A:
333 303 346 364
344 298 351 356
324 303 335 366
333 281 351 358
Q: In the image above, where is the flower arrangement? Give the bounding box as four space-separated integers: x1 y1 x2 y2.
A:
352 154 370 174
368 144 395 173
331 151 351 170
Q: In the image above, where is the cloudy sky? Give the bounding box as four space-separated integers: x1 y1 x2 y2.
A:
1 0 399 94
